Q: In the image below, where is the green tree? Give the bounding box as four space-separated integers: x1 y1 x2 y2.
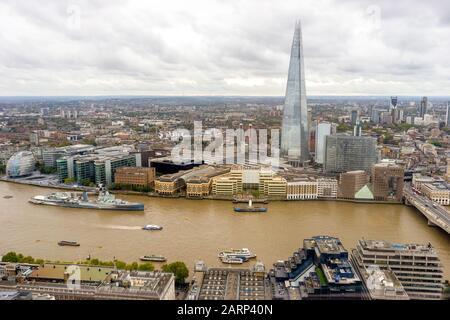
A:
22 256 35 264
115 260 127 270
1 251 19 262
64 177 76 184
126 262 139 271
81 179 92 187
162 261 189 284
138 263 155 271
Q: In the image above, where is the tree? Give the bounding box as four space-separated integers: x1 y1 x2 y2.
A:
115 260 127 270
126 262 139 271
1 251 19 263
64 177 76 184
81 179 92 187
162 261 189 284
138 263 155 271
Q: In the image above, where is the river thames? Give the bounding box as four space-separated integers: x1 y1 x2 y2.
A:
0 181 449 279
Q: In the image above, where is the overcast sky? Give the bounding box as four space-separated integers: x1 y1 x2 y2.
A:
0 0 449 96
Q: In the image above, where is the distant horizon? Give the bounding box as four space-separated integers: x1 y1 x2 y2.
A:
1 94 450 100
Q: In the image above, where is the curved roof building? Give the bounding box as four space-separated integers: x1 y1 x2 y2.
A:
6 151 35 178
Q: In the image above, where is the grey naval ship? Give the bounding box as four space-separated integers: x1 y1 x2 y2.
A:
29 185 144 211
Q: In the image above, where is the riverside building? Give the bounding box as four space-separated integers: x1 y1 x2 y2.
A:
355 265 409 300
286 176 318 200
57 151 140 186
114 167 156 189
352 239 444 300
371 161 405 201
42 144 95 168
421 182 450 205
155 165 228 197
338 170 369 199
269 236 363 300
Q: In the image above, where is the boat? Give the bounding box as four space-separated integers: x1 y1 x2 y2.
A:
29 185 144 211
142 224 163 231
139 255 167 262
58 241 80 247
221 256 244 264
218 248 256 260
234 199 267 213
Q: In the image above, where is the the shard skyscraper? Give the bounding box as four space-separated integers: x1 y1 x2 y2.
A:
281 21 309 166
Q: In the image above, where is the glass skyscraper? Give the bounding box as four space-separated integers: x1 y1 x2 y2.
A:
281 21 309 166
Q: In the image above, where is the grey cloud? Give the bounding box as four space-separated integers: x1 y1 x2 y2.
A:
0 0 449 96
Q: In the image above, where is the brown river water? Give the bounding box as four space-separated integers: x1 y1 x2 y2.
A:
0 181 449 279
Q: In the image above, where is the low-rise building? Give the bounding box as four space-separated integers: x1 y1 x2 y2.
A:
2 262 175 300
188 261 270 300
317 178 338 198
261 176 287 198
286 176 318 200
185 167 230 198
357 265 409 300
114 167 156 188
421 182 450 205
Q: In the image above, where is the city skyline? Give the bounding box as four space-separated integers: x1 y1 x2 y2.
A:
1 0 450 96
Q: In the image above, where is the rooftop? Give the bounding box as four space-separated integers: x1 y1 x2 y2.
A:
359 239 439 255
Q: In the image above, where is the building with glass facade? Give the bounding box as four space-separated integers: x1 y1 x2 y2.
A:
6 151 35 178
56 146 140 186
42 144 96 168
324 135 377 174
281 21 309 166
315 122 332 164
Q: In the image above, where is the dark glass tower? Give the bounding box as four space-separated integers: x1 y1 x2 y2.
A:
281 21 309 165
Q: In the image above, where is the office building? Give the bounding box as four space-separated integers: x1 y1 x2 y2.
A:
9 262 175 300
281 21 309 166
261 176 287 198
419 96 428 118
56 145 140 186
188 262 270 300
352 239 444 300
315 122 332 164
185 167 230 198
317 178 338 198
6 151 35 178
421 182 450 205
269 236 362 300
150 157 203 174
114 167 156 188
446 102 450 127
43 144 95 168
210 165 280 197
371 161 405 201
324 135 377 173
355 265 409 300
286 177 318 200
338 170 369 199
351 110 358 125
155 165 227 196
